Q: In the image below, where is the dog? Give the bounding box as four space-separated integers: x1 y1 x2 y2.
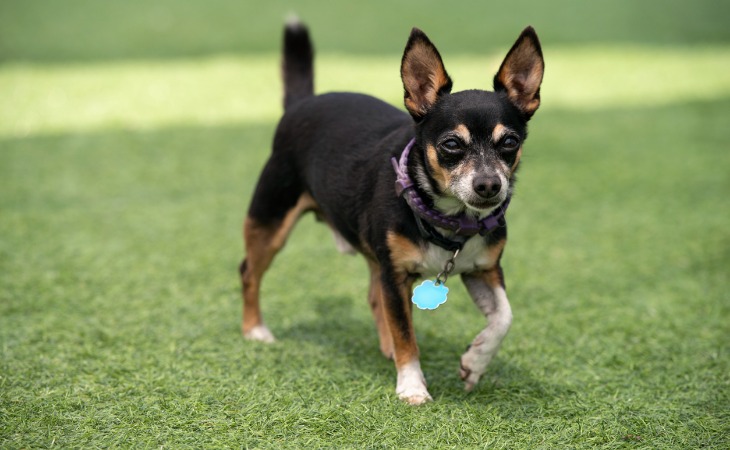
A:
240 20 544 405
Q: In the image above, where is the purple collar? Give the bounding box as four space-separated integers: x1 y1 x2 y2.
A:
391 138 510 237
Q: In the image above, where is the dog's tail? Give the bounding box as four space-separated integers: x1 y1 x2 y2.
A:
282 17 314 110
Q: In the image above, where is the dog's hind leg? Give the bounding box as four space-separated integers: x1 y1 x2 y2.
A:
366 260 394 359
240 159 316 342
241 195 315 341
459 265 513 391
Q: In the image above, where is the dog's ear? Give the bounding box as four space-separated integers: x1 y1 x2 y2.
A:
494 26 544 118
401 28 453 120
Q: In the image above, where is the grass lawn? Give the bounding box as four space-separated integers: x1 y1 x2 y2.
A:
1 1 729 448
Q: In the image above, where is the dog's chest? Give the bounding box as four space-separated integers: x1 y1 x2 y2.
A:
416 236 493 277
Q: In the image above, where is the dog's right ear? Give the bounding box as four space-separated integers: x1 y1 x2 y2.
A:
401 28 453 121
493 26 544 118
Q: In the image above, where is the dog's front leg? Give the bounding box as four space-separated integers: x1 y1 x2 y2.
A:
380 269 432 405
459 267 513 391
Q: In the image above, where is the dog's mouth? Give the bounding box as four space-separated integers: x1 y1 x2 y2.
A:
439 173 510 216
465 198 503 214
461 188 510 215
435 193 504 217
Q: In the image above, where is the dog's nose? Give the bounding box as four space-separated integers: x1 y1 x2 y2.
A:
473 176 502 199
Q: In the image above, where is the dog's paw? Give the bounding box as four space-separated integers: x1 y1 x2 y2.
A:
244 325 276 343
396 365 432 405
459 350 488 392
396 386 433 405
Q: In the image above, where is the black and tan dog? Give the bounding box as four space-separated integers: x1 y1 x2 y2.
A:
240 20 544 404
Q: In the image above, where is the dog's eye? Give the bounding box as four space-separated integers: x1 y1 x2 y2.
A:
501 136 520 151
440 139 461 153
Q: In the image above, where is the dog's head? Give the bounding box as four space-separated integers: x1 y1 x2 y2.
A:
401 27 544 216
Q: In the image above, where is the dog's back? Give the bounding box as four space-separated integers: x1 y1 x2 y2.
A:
278 20 411 161
271 21 415 247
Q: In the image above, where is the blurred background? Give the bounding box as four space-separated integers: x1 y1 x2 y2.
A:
2 0 729 135
3 0 729 59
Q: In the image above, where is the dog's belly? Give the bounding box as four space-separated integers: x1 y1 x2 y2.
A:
417 235 495 278
330 227 356 255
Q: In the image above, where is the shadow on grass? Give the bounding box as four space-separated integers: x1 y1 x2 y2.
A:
274 292 572 410
278 295 395 372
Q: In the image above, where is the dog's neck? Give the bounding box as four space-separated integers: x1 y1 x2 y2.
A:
391 138 510 245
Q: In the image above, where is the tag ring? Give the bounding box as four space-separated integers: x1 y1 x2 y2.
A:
435 248 460 285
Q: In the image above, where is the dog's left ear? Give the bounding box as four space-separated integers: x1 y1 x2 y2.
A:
401 28 453 120
494 26 544 118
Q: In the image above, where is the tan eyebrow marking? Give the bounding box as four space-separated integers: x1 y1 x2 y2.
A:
453 124 471 144
492 123 508 142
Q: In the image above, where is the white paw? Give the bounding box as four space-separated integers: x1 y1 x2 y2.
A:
397 387 433 405
460 347 490 392
244 325 276 343
396 361 432 405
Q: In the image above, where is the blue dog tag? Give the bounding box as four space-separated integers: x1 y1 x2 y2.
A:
412 280 449 310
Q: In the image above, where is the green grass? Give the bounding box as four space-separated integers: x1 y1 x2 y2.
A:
2 1 729 448
3 0 729 61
